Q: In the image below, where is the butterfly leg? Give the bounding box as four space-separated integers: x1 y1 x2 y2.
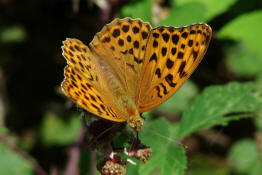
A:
140 113 146 120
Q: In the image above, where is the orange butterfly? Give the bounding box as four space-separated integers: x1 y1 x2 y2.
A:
61 18 212 131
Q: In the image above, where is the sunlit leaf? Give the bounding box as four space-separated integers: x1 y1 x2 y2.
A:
218 10 262 60
175 0 237 21
120 0 152 22
178 81 262 138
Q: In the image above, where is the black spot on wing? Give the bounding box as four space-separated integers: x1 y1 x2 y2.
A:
112 29 120 38
69 46 75 52
171 47 176 55
197 30 202 34
142 31 148 39
192 50 199 61
165 74 176 87
177 52 184 59
133 26 139 34
162 33 170 43
166 58 174 69
90 94 97 102
129 48 133 54
133 40 139 48
190 30 196 34
153 33 159 38
110 46 115 51
122 25 129 32
127 35 131 42
172 34 179 45
161 47 167 56
134 56 143 64
74 45 81 51
91 103 102 114
155 86 162 98
102 37 110 43
155 68 161 78
158 27 164 33
160 83 168 95
188 40 193 47
118 39 124 46
149 53 157 62
178 61 187 78
153 40 158 48
168 27 174 33
181 32 188 39
121 50 128 54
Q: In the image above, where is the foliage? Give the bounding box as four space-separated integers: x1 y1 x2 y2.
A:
178 81 262 138
39 112 82 146
228 139 262 175
0 143 33 175
218 10 262 77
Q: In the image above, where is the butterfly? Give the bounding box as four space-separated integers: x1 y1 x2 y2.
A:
61 17 212 131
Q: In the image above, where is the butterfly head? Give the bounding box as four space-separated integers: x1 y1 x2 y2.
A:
127 117 143 132
123 102 144 131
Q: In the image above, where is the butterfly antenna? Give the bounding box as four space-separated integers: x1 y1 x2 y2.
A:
143 125 185 148
126 132 138 154
85 122 119 149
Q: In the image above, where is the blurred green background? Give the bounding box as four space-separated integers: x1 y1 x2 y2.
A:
1 0 262 175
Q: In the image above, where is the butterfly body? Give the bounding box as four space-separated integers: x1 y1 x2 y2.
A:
90 48 143 130
61 18 212 131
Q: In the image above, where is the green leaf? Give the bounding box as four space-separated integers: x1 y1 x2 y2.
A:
178 81 262 138
228 139 262 175
120 0 152 22
132 118 186 175
218 10 262 61
157 3 205 27
141 118 172 150
126 162 139 175
0 25 26 43
139 145 185 175
175 0 237 21
0 143 33 175
156 80 199 114
40 112 81 146
225 42 262 77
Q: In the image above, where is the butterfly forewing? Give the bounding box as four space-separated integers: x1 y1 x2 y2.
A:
136 24 212 113
90 18 152 99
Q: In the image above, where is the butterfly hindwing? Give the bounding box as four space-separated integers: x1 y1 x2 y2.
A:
136 24 212 113
62 39 126 122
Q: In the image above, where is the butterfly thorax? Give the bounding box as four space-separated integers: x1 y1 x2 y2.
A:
103 73 143 131
120 97 143 131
